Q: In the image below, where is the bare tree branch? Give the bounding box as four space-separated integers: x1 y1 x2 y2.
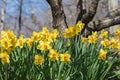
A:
81 0 100 24
106 8 120 18
88 16 120 31
76 0 87 23
83 8 120 37
80 0 100 34
0 0 6 33
46 0 67 35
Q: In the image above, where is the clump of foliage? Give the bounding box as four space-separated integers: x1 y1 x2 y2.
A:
0 21 120 80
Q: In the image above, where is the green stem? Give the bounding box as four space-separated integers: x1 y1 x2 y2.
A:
58 63 64 80
4 64 8 80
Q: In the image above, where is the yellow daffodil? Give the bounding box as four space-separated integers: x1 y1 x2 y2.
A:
39 27 50 41
114 27 120 38
16 35 25 48
88 35 97 44
60 52 71 63
92 31 98 36
51 29 59 37
0 52 10 64
88 31 98 44
72 26 80 35
1 48 12 55
81 37 87 44
100 39 110 48
34 55 44 65
100 29 108 39
76 21 85 31
48 29 59 42
26 38 33 47
48 33 57 42
0 38 12 49
37 41 52 51
6 29 16 39
63 25 80 38
63 28 73 38
110 38 119 49
31 31 40 42
48 49 59 61
0 30 17 53
41 27 49 33
98 49 107 60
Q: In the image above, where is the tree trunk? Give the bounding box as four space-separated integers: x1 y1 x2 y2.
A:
18 0 23 35
0 0 6 33
76 0 86 23
108 0 119 34
46 0 67 36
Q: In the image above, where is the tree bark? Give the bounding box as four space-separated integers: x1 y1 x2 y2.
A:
46 0 67 36
106 8 120 18
88 16 120 31
18 0 23 35
76 0 86 23
80 0 100 35
46 0 120 38
0 0 6 33
83 8 120 37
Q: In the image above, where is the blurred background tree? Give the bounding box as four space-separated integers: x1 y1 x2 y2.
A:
0 0 120 37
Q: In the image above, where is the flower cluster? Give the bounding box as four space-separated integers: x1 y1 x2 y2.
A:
63 21 85 38
0 26 71 65
0 21 119 80
0 30 16 64
80 29 120 60
0 21 119 63
48 49 70 62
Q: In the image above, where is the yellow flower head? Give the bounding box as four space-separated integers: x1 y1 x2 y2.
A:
98 49 107 60
16 35 25 48
76 21 85 31
37 41 52 51
48 33 57 42
63 25 80 38
100 39 110 48
39 27 50 41
114 27 120 37
0 52 10 64
0 38 12 49
34 55 44 65
1 48 12 55
63 28 73 38
88 31 98 44
51 29 59 37
81 37 87 44
72 26 80 35
31 31 40 42
41 27 49 33
110 37 119 49
92 31 97 36
100 29 108 39
6 29 16 39
48 29 59 42
48 49 59 61
26 38 33 47
0 30 17 51
88 36 97 44
60 52 71 63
